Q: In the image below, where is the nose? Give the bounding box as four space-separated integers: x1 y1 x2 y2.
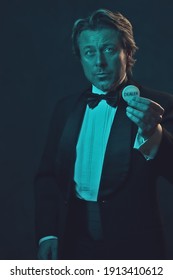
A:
95 51 106 67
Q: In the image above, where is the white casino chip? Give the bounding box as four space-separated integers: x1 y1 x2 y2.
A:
122 85 140 102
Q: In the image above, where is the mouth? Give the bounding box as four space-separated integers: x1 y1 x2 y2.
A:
95 73 109 77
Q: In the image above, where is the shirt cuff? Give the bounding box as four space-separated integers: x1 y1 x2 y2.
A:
133 124 162 160
39 235 58 245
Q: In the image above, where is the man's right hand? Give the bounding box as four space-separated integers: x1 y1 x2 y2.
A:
38 239 58 260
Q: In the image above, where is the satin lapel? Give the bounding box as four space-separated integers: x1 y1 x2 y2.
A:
99 97 136 196
56 94 87 199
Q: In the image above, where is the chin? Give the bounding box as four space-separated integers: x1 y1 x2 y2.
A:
98 83 112 92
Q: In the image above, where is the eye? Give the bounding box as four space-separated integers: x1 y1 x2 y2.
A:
104 47 114 53
85 50 95 57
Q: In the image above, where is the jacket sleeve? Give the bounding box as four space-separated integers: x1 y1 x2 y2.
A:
151 97 173 184
34 96 73 243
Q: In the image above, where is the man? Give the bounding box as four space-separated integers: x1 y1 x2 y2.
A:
35 9 173 260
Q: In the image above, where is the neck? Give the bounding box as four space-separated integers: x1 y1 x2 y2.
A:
111 74 128 92
92 74 128 95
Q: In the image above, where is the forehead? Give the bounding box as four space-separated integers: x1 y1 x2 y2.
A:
78 28 121 48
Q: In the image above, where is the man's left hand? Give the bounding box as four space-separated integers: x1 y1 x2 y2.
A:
126 96 164 140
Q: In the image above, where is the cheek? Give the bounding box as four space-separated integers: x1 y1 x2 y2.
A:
81 61 93 76
112 56 127 72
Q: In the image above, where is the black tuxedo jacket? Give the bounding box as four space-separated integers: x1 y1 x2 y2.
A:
35 82 173 259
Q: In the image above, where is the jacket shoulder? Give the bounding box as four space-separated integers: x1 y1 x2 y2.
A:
140 85 173 109
54 88 89 110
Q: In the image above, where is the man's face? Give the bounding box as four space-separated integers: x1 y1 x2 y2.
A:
78 28 128 92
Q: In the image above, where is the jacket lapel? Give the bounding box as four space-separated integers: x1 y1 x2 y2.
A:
56 93 87 199
99 96 137 197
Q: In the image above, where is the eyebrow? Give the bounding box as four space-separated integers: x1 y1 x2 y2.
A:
82 46 94 49
82 43 117 49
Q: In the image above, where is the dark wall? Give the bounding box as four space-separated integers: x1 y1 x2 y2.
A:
0 0 173 259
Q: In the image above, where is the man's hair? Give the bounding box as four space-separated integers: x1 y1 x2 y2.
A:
72 9 138 76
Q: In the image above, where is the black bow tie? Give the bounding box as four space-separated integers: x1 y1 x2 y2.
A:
87 92 120 109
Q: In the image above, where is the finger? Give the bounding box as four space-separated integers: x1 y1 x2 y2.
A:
126 110 157 132
126 106 146 122
127 97 164 115
126 110 144 127
126 106 163 124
